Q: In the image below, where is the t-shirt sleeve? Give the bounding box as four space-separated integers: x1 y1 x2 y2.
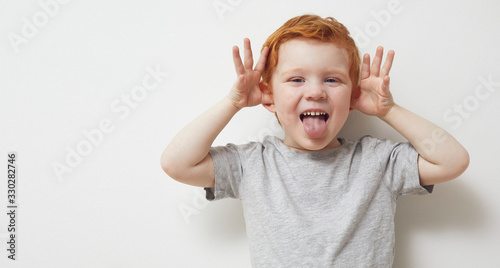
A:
370 137 434 197
204 143 244 201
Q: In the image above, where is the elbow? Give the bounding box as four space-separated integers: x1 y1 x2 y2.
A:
160 152 171 176
446 147 470 182
160 150 180 180
456 148 470 177
419 147 470 186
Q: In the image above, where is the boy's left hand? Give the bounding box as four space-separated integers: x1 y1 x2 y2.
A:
351 46 396 117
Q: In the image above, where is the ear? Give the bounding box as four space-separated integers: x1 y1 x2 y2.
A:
349 84 361 112
260 82 276 113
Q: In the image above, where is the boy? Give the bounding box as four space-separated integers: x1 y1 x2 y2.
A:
161 15 469 267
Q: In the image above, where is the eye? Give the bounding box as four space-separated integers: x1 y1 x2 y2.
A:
290 77 304 83
325 78 338 83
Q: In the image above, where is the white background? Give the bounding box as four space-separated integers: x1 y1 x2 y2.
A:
1 0 499 267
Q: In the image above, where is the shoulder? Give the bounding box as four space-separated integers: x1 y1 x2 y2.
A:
357 135 386 146
340 135 414 162
355 135 408 152
340 135 385 153
211 136 279 158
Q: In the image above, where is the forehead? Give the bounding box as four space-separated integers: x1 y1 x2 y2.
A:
275 38 350 73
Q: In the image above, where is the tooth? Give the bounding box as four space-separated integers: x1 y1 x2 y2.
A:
315 112 320 116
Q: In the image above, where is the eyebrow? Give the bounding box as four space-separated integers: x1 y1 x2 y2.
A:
281 68 304 77
281 68 348 79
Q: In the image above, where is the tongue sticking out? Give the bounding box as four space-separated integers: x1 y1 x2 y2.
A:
302 116 327 138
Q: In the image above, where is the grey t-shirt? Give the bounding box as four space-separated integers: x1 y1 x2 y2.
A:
205 135 433 267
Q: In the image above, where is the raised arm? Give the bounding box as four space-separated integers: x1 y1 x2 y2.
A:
160 39 269 187
351 47 469 186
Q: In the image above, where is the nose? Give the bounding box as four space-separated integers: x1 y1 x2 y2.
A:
304 81 326 100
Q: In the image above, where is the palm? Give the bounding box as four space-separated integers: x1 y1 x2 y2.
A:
237 67 263 107
352 47 395 117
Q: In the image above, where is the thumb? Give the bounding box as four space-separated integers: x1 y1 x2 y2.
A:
381 75 391 95
233 74 246 92
228 75 246 106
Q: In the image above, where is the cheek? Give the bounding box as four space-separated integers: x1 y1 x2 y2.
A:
331 90 352 108
274 89 298 111
274 100 299 127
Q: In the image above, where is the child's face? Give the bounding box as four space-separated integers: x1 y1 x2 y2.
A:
263 38 353 152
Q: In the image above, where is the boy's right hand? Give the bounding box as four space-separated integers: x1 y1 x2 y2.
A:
227 38 269 110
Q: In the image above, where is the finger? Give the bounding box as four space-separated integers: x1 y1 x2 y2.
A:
254 46 269 73
232 46 245 75
370 46 384 77
360 53 371 80
380 50 395 77
243 38 254 70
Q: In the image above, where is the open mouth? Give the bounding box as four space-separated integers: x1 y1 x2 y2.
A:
299 111 329 122
300 111 329 138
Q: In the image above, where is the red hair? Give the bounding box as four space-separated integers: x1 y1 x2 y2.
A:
261 15 361 89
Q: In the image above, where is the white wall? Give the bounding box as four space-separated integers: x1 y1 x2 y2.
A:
1 0 499 267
